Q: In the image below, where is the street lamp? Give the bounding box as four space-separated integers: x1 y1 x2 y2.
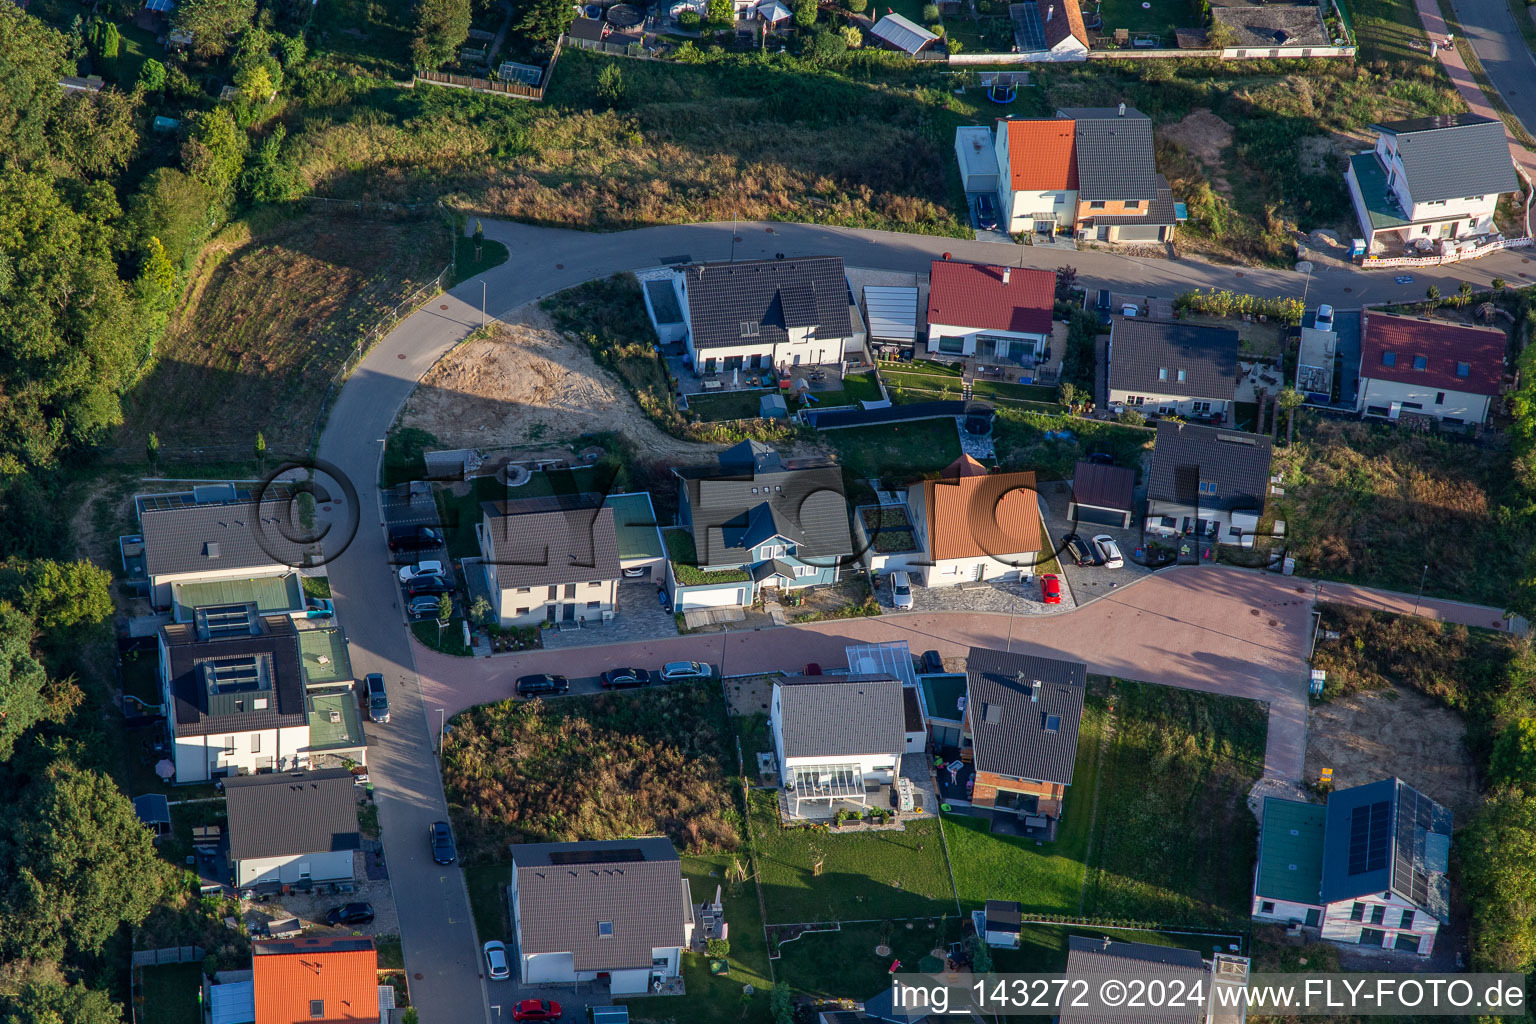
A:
436 707 446 755
1296 260 1314 308
1411 564 1429 617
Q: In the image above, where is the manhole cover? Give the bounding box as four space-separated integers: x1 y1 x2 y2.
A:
1269 619 1278 627
397 353 407 359
439 304 449 310
1343 286 1352 292
556 263 564 269
1250 608 1260 616
413 973 423 980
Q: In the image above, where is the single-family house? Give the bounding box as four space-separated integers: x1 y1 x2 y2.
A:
224 768 360 890
655 256 866 375
158 606 367 783
1107 318 1239 422
670 441 851 611
961 648 1086 823
1251 779 1452 956
509 838 693 995
1145 421 1274 544
869 13 940 54
251 936 381 1024
1356 311 1505 425
1345 114 1519 256
772 674 906 818
139 496 315 614
900 455 1048 587
1007 0 1089 60
924 260 1055 366
1059 106 1179 244
1060 936 1251 1024
477 493 622 628
1067 460 1136 529
993 118 1079 236
843 641 928 755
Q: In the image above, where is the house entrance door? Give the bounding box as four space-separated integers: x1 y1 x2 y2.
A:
562 603 576 622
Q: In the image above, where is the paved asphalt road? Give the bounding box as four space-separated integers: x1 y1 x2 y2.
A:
1451 0 1536 141
314 218 1527 1024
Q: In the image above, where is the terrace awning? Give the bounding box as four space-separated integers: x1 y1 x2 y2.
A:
787 762 869 815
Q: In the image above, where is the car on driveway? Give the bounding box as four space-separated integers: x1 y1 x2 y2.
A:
512 1000 562 1021
484 940 510 981
920 649 943 674
517 673 569 696
975 194 999 231
1061 534 1096 567
408 595 445 619
1314 304 1334 332
405 576 453 598
364 673 389 724
1091 534 1124 569
398 560 444 583
600 667 650 689
1091 288 1113 325
429 821 456 864
1040 574 1062 605
326 902 375 927
388 524 443 553
660 661 711 682
891 570 914 609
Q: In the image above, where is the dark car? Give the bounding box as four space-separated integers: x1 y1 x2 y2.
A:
975 194 999 231
405 576 453 598
388 524 443 554
429 821 456 864
1092 288 1113 325
364 673 389 724
920 650 943 675
326 902 375 927
517 673 570 696
600 667 649 689
1085 452 1115 466
1062 534 1096 567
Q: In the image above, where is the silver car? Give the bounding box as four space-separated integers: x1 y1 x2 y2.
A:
1091 534 1124 569
660 661 712 682
483 940 510 981
891 570 914 609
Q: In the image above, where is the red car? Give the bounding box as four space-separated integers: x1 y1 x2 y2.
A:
1040 574 1062 605
512 999 562 1021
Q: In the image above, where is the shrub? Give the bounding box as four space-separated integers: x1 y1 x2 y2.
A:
678 8 701 26
921 2 939 19
845 0 867 10
138 58 167 92
1117 408 1146 426
707 937 731 957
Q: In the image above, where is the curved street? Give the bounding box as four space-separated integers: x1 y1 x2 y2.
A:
314 218 1523 1024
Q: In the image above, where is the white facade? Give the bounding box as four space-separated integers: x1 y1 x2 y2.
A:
770 682 902 814
1357 376 1491 425
993 129 1077 234
926 323 1049 361
664 275 867 373
1107 387 1228 420
902 484 1040 587
477 519 618 628
1372 133 1499 235
1318 892 1438 956
1251 895 1322 928
235 848 353 889
172 726 314 783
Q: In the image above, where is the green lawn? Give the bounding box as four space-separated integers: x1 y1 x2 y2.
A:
1097 0 1201 42
411 616 471 655
993 925 1237 973
453 234 511 286
774 920 958 999
991 409 1151 480
882 368 1060 408
311 0 415 76
136 963 202 1024
1348 0 1429 62
688 389 776 422
826 419 963 484
750 792 957 924
1082 681 1267 927
943 702 1105 914
465 860 513 944
842 372 884 405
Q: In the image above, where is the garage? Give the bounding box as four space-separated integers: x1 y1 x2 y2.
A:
1071 504 1130 528
1067 461 1135 530
676 586 749 611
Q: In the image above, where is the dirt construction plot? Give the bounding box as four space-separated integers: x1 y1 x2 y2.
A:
399 302 709 458
1161 109 1233 193
1304 684 1479 819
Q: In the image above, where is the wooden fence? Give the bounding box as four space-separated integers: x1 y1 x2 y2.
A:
414 39 562 100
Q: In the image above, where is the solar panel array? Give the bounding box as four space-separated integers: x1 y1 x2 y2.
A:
1393 784 1437 907
1346 800 1390 875
1011 2 1047 50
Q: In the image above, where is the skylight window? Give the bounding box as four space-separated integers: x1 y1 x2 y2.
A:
1456 362 1470 377
599 921 614 937
1382 351 1396 367
1412 355 1427 370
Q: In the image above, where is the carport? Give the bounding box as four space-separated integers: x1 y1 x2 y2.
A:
1067 461 1135 529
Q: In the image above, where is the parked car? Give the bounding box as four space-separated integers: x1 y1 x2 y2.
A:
1314 304 1335 332
398 560 445 583
1040 574 1062 605
429 821 456 864
405 576 453 598
516 673 570 696
512 1000 562 1022
364 673 389 724
483 940 510 981
325 902 375 927
1085 451 1114 465
891 570 914 609
388 524 443 553
600 667 650 689
975 194 999 231
1061 534 1096 567
660 661 711 682
1121 303 1139 317
1092 288 1113 325
621 566 649 578
920 649 943 674
408 595 445 619
1091 534 1124 569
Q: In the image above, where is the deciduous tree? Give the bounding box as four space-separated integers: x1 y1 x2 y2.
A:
1460 790 1536 971
414 0 472 65
173 0 256 58
48 88 141 177
181 107 249 202
0 606 52 762
0 7 70 167
0 970 123 1024
793 0 817 28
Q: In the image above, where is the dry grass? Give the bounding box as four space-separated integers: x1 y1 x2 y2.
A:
118 210 448 454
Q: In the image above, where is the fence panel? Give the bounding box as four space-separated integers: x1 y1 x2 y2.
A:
131 944 206 967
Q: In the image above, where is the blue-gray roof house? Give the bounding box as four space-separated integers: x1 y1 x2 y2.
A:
1252 778 1450 957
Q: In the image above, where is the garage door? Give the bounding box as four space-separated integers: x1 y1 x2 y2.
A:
677 587 747 611
1071 503 1128 528
1115 225 1164 242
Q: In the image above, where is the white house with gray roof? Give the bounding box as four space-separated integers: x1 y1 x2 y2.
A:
1107 318 1240 423
509 838 692 995
1145 421 1273 544
224 768 360 889
771 675 906 818
1346 114 1519 256
476 494 622 628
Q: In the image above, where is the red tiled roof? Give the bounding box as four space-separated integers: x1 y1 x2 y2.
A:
927 260 1056 334
1042 1 1088 48
253 937 378 1024
1004 119 1078 191
1359 311 1505 396
921 463 1045 561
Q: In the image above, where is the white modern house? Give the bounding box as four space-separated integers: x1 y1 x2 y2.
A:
1356 311 1505 426
1107 318 1239 422
477 494 623 627
1145 421 1274 544
510 838 692 996
994 118 1079 235
905 456 1048 587
771 675 906 818
925 260 1055 364
223 768 360 890
1345 113 1520 256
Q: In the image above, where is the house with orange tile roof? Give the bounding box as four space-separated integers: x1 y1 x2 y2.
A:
993 118 1078 235
251 936 382 1024
902 455 1050 587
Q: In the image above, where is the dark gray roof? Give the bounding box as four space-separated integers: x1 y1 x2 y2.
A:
680 257 853 351
1320 778 1452 923
223 768 361 862
141 502 319 577
482 502 621 589
134 793 171 826
964 648 1086 785
1372 114 1519 204
1108 318 1239 401
161 614 307 736
1061 937 1208 1024
775 675 905 759
512 839 687 971
1058 107 1160 202
1147 421 1273 513
1070 461 1135 512
679 447 852 568
1084 177 1178 227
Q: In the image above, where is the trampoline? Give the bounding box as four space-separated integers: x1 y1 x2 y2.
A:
608 3 643 26
980 71 1025 104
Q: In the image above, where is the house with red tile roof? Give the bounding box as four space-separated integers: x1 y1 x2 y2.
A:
251 936 381 1024
1357 311 1506 426
925 260 1055 364
993 119 1078 235
905 456 1049 587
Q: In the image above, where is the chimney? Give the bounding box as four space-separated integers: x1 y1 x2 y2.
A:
1117 102 1126 117
1046 3 1053 18
1002 267 1011 284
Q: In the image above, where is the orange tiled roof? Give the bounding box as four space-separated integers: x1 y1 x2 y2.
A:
1005 119 1078 192
1043 0 1088 48
921 457 1046 562
253 937 378 1024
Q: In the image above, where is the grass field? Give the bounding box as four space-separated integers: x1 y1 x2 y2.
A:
310 0 415 76
774 920 958 998
120 210 450 454
136 963 202 1024
991 410 1151 480
1097 0 1202 42
825 419 963 483
687 389 777 422
465 860 513 945
1348 0 1431 62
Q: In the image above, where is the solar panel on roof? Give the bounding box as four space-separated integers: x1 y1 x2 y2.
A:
1347 800 1390 875
1012 2 1047 49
